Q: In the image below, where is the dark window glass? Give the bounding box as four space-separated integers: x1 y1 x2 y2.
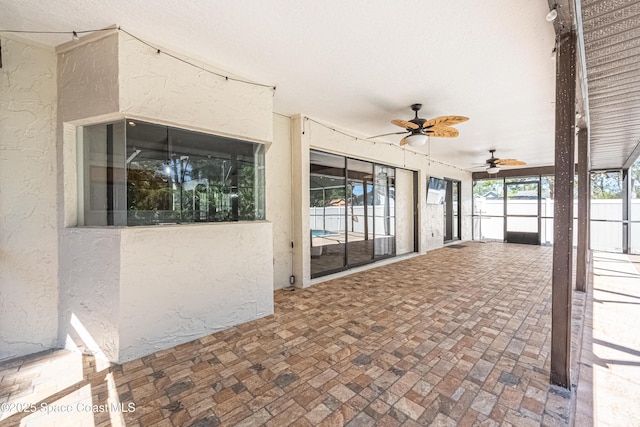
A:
80 120 265 226
310 151 346 277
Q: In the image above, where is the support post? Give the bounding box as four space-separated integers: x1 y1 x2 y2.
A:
576 128 589 292
622 169 630 254
551 30 576 389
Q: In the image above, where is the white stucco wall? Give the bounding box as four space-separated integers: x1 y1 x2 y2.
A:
293 118 473 286
58 228 121 361
396 168 415 255
291 116 310 286
58 34 120 124
119 223 273 362
56 31 275 362
0 38 59 361
118 32 273 144
269 114 294 289
422 161 473 250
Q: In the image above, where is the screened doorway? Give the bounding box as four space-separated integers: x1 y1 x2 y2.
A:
505 180 540 245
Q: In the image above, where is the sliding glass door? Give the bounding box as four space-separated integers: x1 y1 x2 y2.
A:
374 165 395 258
310 152 346 277
347 159 374 265
444 179 461 242
310 151 398 278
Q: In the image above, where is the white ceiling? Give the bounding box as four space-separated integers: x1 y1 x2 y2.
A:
0 0 557 171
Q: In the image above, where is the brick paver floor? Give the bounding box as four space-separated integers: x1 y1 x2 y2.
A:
0 242 572 426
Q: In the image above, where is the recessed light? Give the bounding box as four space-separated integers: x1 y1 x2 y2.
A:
128 121 136 127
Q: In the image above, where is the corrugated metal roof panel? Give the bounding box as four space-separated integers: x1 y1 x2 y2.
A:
582 0 640 169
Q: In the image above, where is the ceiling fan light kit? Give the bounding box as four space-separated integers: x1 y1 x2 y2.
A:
369 103 468 146
484 149 526 174
405 133 429 147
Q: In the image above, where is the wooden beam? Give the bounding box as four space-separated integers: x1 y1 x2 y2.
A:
551 30 577 389
576 128 589 292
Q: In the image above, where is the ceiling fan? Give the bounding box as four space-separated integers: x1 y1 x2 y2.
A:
370 104 469 146
485 149 526 174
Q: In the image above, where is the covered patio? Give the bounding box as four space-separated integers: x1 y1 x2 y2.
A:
3 0 640 425
1 243 576 426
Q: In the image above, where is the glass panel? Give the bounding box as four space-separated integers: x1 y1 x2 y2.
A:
374 165 395 258
347 159 374 265
310 151 346 276
473 215 504 241
473 179 503 215
590 171 622 253
540 176 554 218
541 216 578 248
506 183 538 216
591 221 623 252
473 179 503 241
80 121 127 226
591 171 622 220
507 216 537 232
631 223 640 254
125 122 265 225
80 120 265 226
126 121 173 224
541 218 553 245
590 205 623 223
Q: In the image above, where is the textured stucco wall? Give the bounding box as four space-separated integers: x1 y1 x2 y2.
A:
58 228 121 361
57 34 120 123
269 114 294 289
119 32 273 143
57 33 122 362
0 38 59 361
422 161 473 250
294 118 473 286
395 168 415 255
291 116 309 287
57 32 275 363
119 223 273 362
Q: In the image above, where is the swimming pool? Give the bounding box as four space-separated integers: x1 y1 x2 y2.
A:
311 229 336 237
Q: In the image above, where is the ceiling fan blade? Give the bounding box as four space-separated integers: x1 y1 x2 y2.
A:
391 119 420 130
368 131 410 139
496 159 526 166
399 136 409 146
425 126 459 138
422 115 469 129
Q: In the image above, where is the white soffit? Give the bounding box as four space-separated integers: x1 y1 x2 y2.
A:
0 0 557 170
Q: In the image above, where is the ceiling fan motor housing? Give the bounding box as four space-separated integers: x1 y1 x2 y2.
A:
409 104 426 129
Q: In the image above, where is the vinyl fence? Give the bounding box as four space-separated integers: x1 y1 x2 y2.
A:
473 198 637 253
